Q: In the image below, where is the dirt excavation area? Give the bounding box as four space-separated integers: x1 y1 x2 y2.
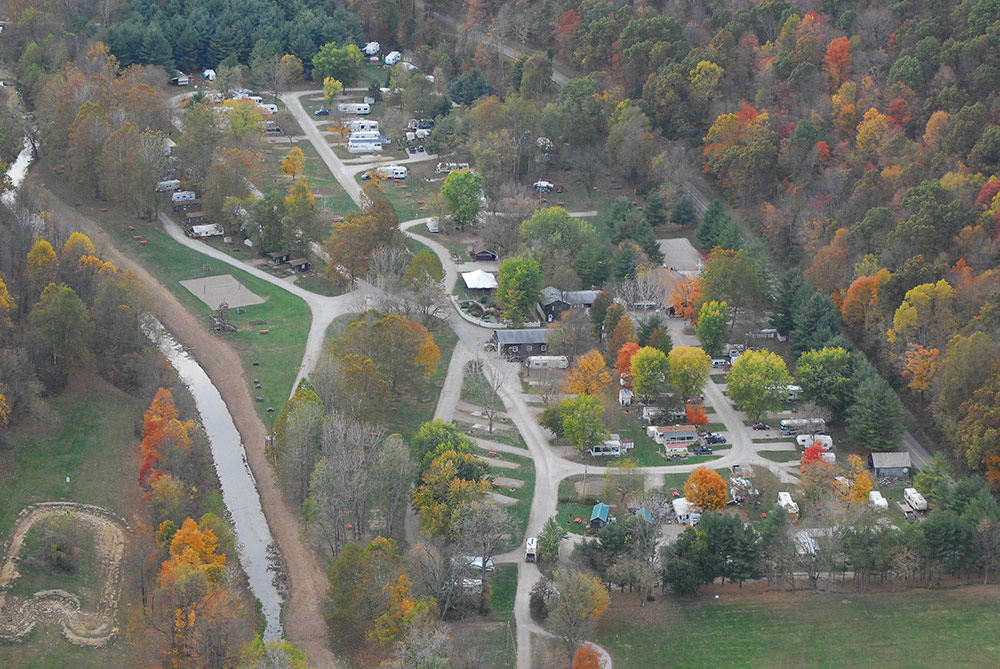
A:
35 182 339 667
0 502 126 647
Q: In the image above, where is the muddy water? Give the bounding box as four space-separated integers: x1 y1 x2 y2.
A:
154 327 284 639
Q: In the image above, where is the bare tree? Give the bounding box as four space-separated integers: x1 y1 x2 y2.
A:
547 309 597 364
616 264 663 309
406 541 472 620
454 501 514 610
467 357 511 433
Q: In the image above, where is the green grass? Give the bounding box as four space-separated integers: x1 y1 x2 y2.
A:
662 454 722 466
705 422 727 432
606 412 667 467
101 222 311 421
258 138 357 217
556 476 599 536
752 437 795 444
595 585 1000 668
354 160 438 221
0 387 140 538
488 564 518 621
477 446 534 552
760 450 802 463
0 384 140 667
381 322 458 441
408 226 470 261
292 273 348 296
9 523 98 608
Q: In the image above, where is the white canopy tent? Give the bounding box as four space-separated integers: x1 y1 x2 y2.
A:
462 269 498 290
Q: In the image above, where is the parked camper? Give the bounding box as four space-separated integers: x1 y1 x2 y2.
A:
347 137 382 152
711 358 728 368
525 537 537 562
869 490 889 510
156 179 181 192
904 487 928 511
436 162 470 174
590 443 621 457
258 103 278 115
350 130 381 141
248 95 263 104
338 103 371 115
426 219 440 233
363 41 381 56
372 165 407 179
664 444 689 459
384 51 401 66
348 119 379 133
527 355 568 370
777 492 799 519
779 418 826 433
820 452 836 465
796 434 834 450
171 190 196 203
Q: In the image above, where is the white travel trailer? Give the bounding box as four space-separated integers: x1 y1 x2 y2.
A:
348 119 379 133
171 190 196 202
384 51 401 66
338 103 371 115
363 41 381 56
156 179 181 192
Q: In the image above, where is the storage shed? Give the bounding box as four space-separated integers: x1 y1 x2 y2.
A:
473 249 498 262
869 452 912 478
288 258 311 273
589 502 611 530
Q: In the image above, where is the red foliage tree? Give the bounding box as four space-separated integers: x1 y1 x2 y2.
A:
139 388 177 486
823 37 851 90
614 341 640 387
887 97 910 129
685 402 708 428
572 645 602 669
801 443 825 466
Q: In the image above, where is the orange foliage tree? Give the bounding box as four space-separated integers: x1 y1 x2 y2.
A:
841 274 881 333
684 466 728 511
685 402 708 428
614 342 640 387
565 349 613 396
669 276 701 321
139 388 178 486
801 443 826 466
572 644 602 669
900 343 940 395
845 455 873 506
823 37 851 90
158 517 227 592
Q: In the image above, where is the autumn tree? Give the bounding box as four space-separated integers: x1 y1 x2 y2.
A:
841 274 881 335
26 239 59 302
334 311 439 392
572 645 602 669
564 349 613 396
604 313 636 367
281 146 305 181
696 300 728 357
726 350 792 421
559 394 606 451
684 467 728 511
283 180 321 256
312 42 362 84
935 332 998 415
887 280 957 352
823 36 851 91
700 248 771 336
900 343 939 396
547 569 610 664
412 450 491 537
686 402 708 429
629 346 669 401
844 455 873 506
668 346 710 400
670 276 701 321
702 102 781 204
603 459 643 505
322 77 343 106
614 341 640 387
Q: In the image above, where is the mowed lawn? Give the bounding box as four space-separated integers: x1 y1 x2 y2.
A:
105 222 311 420
595 585 1000 668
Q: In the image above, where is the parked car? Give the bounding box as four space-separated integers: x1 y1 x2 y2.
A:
314 108 330 115
506 355 522 363
705 435 727 445
752 422 770 430
466 557 495 572
416 146 425 153
407 146 417 154
693 446 713 456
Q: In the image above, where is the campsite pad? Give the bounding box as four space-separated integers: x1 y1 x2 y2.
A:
180 274 266 310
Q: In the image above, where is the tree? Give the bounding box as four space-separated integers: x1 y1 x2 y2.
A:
696 300 728 357
28 283 93 388
440 169 484 230
334 311 439 392
520 207 597 259
900 343 939 396
604 314 636 367
795 347 853 414
496 256 542 326
629 346 669 400
572 645 602 669
614 342 640 387
276 54 304 90
412 450 491 538
547 569 610 664
450 67 489 105
283 181 320 256
239 635 309 668
886 280 957 351
564 349 613 396
560 394 606 451
158 517 227 596
914 454 951 506
280 146 305 181
409 420 475 473
221 98 264 143
606 102 655 185
538 516 568 563
684 467 728 511
322 77 343 107
726 350 791 420
603 459 643 505
696 200 743 251
548 309 598 364
846 372 904 451
823 36 851 90
664 346 709 401
700 248 770 335
845 455 873 506
670 198 697 226
312 42 362 85
454 501 513 607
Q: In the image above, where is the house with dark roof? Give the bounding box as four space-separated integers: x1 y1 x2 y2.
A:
288 258 311 273
870 452 912 478
539 287 602 322
492 329 548 355
473 249 498 262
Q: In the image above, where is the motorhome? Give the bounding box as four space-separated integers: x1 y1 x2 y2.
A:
525 537 537 562
347 137 382 153
779 418 827 433
257 103 278 115
869 490 889 509
904 487 928 511
526 355 568 369
374 165 407 179
384 51 401 65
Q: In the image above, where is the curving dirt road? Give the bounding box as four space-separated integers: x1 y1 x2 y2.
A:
37 188 339 667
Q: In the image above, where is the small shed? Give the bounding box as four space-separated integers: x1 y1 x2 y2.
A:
634 508 653 525
185 211 206 225
266 250 291 264
870 452 912 478
589 502 611 530
462 269 498 291
618 387 633 407
493 329 548 356
473 249 498 262
288 258 311 273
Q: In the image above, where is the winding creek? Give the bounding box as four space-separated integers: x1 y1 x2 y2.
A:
153 326 285 639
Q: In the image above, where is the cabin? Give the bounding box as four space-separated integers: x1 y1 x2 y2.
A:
184 211 206 225
589 502 611 531
187 224 224 239
493 329 548 356
539 287 602 322
473 249 498 262
645 424 699 445
869 452 912 478
288 258 311 273
265 250 291 265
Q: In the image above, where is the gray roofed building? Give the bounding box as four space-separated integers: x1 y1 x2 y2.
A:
539 287 602 321
869 452 912 478
493 329 549 355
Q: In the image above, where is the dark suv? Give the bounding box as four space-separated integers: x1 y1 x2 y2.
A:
693 446 713 456
704 434 727 445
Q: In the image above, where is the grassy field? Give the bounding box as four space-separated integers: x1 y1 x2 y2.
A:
488 564 518 622
354 160 439 221
556 476 600 536
760 450 802 463
662 469 732 493
475 445 534 552
101 222 311 421
595 585 1000 668
258 137 358 217
0 379 142 667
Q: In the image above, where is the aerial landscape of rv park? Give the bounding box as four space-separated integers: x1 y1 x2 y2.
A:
3 0 1000 667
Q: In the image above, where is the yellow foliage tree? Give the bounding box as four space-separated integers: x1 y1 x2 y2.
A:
158 517 228 593
845 454 873 506
856 107 889 157
281 146 306 181
368 573 438 644
684 466 728 511
323 76 344 106
900 343 939 394
0 277 13 333
564 349 613 395
61 232 96 265
26 239 59 296
0 394 9 427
